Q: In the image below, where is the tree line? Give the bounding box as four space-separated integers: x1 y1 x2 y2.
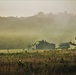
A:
0 37 70 50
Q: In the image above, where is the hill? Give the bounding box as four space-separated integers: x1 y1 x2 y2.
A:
0 12 76 48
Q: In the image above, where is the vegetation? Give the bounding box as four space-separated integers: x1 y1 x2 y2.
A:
0 49 76 75
35 40 55 50
0 12 76 47
0 12 76 75
58 42 70 50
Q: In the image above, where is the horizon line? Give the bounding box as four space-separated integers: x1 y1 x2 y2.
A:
0 11 75 18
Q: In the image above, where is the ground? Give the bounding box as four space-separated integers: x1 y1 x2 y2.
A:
0 49 76 75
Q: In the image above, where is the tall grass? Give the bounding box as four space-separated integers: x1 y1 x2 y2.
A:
0 50 76 75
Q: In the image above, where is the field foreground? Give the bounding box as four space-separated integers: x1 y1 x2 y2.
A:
0 49 76 75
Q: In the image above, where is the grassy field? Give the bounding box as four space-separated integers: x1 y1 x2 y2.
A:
0 49 76 75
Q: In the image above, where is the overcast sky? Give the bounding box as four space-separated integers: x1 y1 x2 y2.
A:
0 0 76 17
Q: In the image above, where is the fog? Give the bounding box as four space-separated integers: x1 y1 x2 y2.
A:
0 1 76 48
0 12 76 45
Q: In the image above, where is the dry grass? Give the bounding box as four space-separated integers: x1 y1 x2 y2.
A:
0 49 24 53
0 49 76 75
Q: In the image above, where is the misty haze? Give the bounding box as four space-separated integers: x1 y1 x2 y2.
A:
0 1 76 75
0 0 76 49
0 12 76 47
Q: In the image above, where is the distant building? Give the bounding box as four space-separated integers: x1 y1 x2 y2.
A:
31 40 55 50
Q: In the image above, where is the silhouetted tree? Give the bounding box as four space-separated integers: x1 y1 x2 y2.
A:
59 42 70 50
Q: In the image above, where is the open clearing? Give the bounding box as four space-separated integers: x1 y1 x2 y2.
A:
0 49 51 53
0 49 76 75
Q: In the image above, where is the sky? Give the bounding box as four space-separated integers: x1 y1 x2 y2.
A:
0 0 76 17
